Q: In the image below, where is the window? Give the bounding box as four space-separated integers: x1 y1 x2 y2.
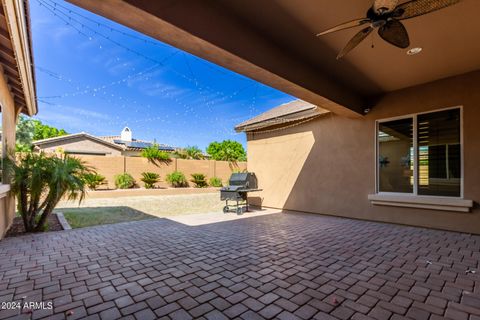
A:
377 108 461 197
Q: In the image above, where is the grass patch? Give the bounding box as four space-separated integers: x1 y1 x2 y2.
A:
59 206 156 229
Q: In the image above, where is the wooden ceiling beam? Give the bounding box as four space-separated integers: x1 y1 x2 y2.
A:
0 42 15 56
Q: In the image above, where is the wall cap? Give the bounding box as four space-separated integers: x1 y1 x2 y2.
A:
368 194 473 212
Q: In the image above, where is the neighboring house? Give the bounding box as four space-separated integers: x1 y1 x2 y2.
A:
34 127 177 156
99 127 176 156
33 132 124 156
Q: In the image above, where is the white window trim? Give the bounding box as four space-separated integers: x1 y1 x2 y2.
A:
371 106 472 212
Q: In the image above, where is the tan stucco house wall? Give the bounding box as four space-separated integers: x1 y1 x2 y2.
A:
247 71 480 234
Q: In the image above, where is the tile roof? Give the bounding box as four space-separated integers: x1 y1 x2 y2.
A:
235 100 330 132
33 132 124 150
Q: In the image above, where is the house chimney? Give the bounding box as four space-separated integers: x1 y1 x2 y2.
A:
121 127 132 141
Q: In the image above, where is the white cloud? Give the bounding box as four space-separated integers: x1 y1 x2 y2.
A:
34 103 111 133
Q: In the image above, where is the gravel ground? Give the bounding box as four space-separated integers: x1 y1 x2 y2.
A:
56 192 225 217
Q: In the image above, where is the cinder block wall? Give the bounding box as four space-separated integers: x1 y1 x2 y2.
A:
75 155 247 189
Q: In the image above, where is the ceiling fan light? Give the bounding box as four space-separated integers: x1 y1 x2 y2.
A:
407 47 422 55
373 0 399 14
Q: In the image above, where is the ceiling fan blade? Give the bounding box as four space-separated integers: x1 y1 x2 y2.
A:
378 19 410 48
373 0 399 14
336 26 374 59
317 18 371 36
394 0 461 20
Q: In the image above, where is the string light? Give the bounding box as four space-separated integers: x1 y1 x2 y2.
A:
37 0 242 100
33 0 276 140
42 0 250 83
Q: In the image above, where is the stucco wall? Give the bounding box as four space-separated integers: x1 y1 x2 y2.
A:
0 67 20 239
247 71 480 234
76 155 247 189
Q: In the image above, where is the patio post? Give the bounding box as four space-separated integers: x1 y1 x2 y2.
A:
0 67 20 237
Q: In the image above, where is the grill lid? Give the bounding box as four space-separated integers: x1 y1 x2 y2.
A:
221 185 244 191
228 172 258 189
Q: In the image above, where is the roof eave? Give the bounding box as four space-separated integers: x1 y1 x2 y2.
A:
34 133 125 151
2 0 37 116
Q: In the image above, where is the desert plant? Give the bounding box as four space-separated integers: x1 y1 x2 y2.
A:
141 172 160 189
141 144 171 165
173 149 188 159
166 171 188 187
5 152 91 232
209 177 223 187
174 146 205 160
190 173 208 188
115 173 135 189
83 173 106 190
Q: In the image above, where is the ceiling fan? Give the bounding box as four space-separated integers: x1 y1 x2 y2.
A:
316 0 461 59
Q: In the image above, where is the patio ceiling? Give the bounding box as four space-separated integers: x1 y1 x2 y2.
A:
67 0 480 116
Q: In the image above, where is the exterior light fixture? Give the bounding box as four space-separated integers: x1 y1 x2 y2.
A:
407 47 422 55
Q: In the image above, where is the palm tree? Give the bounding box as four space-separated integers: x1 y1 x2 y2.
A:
175 146 205 160
6 152 92 232
186 146 205 159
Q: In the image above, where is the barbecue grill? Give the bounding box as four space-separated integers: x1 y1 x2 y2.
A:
220 172 261 214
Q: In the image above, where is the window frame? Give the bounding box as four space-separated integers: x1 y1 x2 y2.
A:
375 106 464 199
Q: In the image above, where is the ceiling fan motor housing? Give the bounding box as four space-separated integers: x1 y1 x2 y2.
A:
373 0 399 14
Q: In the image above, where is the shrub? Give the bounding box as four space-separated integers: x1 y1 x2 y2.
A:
115 173 135 189
141 144 171 165
83 173 106 190
206 140 246 161
190 173 208 188
141 172 160 189
166 171 188 187
209 177 223 187
173 146 205 160
5 152 91 232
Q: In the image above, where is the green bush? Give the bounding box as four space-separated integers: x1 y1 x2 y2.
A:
206 140 246 161
5 152 91 232
166 171 188 188
141 172 160 189
140 144 171 165
115 173 135 189
83 173 106 190
209 177 223 187
190 173 208 188
174 146 205 160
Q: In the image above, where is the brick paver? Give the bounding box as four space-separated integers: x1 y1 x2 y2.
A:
0 212 479 319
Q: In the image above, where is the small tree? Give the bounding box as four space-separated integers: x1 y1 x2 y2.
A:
15 116 35 152
6 152 91 232
16 116 68 152
141 172 160 189
166 171 188 187
190 173 208 188
206 140 246 162
83 173 106 190
141 144 171 165
115 173 135 189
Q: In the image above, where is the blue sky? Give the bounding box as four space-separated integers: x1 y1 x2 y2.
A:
30 0 294 150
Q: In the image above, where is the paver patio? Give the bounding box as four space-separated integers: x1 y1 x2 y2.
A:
0 211 479 320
